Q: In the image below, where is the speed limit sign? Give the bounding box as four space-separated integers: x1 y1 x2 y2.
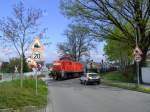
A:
33 52 40 59
32 51 41 61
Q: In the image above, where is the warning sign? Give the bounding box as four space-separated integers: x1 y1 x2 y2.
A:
133 46 142 62
30 36 44 62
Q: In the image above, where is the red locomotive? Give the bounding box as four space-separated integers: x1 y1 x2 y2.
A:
49 55 83 80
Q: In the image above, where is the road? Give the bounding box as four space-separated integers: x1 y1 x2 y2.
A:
47 78 150 112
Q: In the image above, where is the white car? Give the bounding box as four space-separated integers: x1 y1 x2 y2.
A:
80 73 101 85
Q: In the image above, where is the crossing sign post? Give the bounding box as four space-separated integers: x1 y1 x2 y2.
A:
30 36 44 95
133 46 142 86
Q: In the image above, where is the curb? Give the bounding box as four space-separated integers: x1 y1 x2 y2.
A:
46 87 54 112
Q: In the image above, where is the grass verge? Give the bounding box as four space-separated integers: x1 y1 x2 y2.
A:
100 71 150 94
0 79 48 110
100 71 131 82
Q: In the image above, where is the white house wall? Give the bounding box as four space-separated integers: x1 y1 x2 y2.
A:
142 67 150 84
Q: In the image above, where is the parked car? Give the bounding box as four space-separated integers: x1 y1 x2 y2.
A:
80 73 101 85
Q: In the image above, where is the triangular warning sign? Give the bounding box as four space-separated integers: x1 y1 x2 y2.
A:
30 36 44 51
133 46 143 56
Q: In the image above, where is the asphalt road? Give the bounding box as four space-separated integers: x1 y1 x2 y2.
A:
47 78 150 112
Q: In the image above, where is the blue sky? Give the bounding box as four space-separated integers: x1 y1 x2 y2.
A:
0 0 105 63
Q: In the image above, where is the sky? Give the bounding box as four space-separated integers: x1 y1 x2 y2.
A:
0 0 105 63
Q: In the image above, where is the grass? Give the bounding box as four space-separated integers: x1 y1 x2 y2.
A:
0 79 48 110
100 71 150 94
100 71 133 82
103 80 150 93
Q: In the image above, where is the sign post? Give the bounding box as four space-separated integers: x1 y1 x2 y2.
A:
137 62 140 85
35 67 38 95
29 36 44 95
133 46 142 86
32 67 38 95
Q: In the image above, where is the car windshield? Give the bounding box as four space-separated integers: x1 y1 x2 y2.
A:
88 74 97 77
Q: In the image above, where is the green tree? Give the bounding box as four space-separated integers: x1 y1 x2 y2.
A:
22 56 30 72
0 62 9 73
60 0 150 83
104 27 133 70
0 57 29 73
8 57 30 73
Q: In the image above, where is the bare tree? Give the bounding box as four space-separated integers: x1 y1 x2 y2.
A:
60 0 150 82
0 1 43 87
57 24 95 61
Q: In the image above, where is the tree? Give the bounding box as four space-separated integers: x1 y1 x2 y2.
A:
104 39 133 69
57 24 95 61
104 27 133 70
104 39 136 81
0 62 9 73
60 0 150 82
0 1 43 87
9 57 30 73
